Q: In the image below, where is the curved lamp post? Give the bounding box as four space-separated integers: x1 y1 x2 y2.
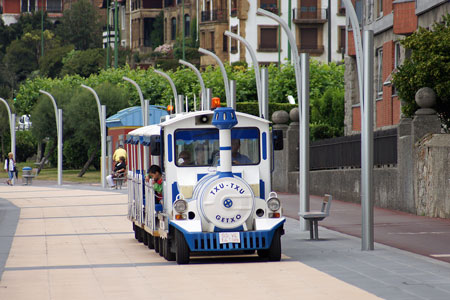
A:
257 8 310 231
0 98 16 179
39 90 63 186
123 77 147 126
224 31 263 116
80 85 107 189
154 70 178 113
198 48 231 106
179 59 207 110
341 0 374 251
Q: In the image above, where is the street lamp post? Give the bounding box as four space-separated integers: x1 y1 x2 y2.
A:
179 60 206 110
198 48 231 106
0 97 16 166
257 8 310 231
154 70 178 113
80 85 107 189
38 90 63 186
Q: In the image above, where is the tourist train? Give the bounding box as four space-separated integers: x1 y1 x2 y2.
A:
125 102 285 264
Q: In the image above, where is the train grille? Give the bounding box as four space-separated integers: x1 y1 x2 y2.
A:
189 231 270 251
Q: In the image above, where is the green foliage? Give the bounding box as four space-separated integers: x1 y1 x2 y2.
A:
3 40 38 82
15 130 37 162
310 87 345 140
55 0 102 50
61 48 106 78
236 102 297 118
150 11 164 49
392 14 450 129
39 45 75 78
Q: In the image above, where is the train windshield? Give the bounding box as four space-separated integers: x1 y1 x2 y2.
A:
174 127 260 167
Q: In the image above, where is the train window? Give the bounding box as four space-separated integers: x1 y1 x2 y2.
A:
174 128 260 167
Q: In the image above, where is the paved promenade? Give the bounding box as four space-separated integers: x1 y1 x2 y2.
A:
1 183 450 299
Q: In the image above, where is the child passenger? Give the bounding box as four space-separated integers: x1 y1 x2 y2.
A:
146 165 163 204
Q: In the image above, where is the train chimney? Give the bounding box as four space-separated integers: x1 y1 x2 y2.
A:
212 107 238 177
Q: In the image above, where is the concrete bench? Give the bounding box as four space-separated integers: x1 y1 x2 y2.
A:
299 194 332 240
22 168 39 185
113 177 127 189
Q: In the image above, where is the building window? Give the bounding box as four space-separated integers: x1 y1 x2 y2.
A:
21 0 37 12
376 48 383 99
210 32 215 52
393 42 401 96
259 0 278 14
47 0 62 12
185 14 190 37
231 0 237 17
258 26 278 52
338 26 346 53
171 17 176 40
121 6 126 30
355 0 363 25
223 33 228 52
300 28 318 50
337 0 345 15
231 25 238 54
376 0 383 18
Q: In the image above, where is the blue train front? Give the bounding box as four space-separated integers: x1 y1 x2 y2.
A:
126 107 285 264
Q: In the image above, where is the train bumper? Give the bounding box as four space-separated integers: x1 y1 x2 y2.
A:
170 218 285 252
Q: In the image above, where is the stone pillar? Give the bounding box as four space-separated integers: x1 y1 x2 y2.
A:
411 87 442 215
271 110 289 192
397 117 414 213
287 108 300 193
412 87 441 143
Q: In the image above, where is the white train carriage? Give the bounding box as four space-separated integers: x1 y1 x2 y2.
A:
127 107 285 264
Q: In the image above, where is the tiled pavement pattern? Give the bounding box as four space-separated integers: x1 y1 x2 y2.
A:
0 184 449 299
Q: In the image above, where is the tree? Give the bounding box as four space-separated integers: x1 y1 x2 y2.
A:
3 40 38 82
61 48 106 78
55 0 102 50
392 14 450 129
39 45 75 78
150 11 164 49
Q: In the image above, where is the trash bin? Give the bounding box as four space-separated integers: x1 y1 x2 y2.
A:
22 166 32 177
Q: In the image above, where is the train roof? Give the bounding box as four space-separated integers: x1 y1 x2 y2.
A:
160 110 270 128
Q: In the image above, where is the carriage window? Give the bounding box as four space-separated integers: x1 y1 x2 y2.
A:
174 128 260 167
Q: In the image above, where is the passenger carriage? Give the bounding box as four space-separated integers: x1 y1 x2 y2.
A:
126 106 285 264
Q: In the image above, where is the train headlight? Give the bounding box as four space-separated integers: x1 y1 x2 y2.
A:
267 198 281 212
174 199 188 213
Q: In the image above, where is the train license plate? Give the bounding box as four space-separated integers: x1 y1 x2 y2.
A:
219 232 240 244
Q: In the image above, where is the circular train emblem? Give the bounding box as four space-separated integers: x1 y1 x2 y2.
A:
223 198 233 208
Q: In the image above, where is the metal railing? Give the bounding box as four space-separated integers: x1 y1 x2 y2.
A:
293 7 327 21
310 128 397 170
260 4 279 14
201 9 227 22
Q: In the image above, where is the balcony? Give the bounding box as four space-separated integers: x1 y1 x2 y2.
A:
298 44 324 55
201 9 227 23
293 7 327 24
260 3 278 15
231 7 237 17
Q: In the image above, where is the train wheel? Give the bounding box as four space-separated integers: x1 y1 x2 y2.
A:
159 238 164 257
163 238 176 261
154 237 160 253
133 224 138 240
175 229 190 265
137 228 144 243
147 233 154 249
143 231 149 246
267 229 282 261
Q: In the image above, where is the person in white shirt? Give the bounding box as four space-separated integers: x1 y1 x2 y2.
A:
4 152 16 186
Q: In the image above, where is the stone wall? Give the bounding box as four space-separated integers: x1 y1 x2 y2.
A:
415 134 450 218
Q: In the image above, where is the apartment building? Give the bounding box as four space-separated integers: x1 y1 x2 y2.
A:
1 0 64 25
344 0 450 134
227 0 346 67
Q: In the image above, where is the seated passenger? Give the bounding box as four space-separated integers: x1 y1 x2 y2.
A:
194 144 207 165
106 156 126 188
178 150 192 166
231 139 252 164
146 165 163 204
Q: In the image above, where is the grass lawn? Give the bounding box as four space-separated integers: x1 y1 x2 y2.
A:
1 162 101 184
